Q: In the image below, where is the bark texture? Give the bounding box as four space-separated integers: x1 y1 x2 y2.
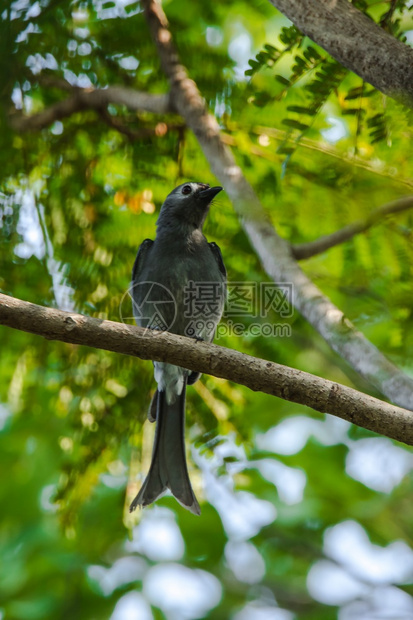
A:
268 0 413 105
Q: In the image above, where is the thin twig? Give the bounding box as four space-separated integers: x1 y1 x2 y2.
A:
226 123 413 191
292 195 413 259
98 107 184 141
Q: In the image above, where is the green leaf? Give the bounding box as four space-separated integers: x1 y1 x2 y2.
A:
344 86 375 100
264 43 277 52
282 119 310 131
342 108 363 115
253 92 272 107
287 105 317 115
275 75 290 86
304 45 321 61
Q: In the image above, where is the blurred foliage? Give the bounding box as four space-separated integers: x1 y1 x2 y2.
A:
0 0 413 619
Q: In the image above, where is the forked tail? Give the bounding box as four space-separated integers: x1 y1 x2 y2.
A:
130 379 200 515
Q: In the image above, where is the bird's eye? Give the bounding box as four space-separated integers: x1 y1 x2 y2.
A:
182 185 192 195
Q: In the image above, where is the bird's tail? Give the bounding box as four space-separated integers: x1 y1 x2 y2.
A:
129 379 200 515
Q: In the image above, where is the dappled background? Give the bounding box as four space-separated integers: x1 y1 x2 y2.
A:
1 0 413 618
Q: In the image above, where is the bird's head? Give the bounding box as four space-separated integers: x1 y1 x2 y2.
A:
157 182 223 231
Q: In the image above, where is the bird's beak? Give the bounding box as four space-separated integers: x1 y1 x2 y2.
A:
198 186 223 202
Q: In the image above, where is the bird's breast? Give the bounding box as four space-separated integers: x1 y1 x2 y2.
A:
138 238 224 338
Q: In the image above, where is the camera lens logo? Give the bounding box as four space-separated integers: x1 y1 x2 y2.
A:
120 281 177 332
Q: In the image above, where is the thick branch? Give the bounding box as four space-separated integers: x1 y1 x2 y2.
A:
10 86 172 132
292 195 413 260
268 0 413 106
1 293 412 443
142 0 413 409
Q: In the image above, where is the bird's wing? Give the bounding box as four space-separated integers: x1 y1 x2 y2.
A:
131 238 154 283
208 241 227 279
131 239 154 317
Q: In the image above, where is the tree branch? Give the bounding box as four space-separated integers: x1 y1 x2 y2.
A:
267 0 413 106
226 123 413 191
10 86 172 132
292 195 413 260
97 106 184 141
1 293 412 444
141 0 413 409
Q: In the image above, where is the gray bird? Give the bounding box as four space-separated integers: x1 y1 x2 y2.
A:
129 182 226 515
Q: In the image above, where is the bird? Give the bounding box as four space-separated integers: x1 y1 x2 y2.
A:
129 182 226 515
